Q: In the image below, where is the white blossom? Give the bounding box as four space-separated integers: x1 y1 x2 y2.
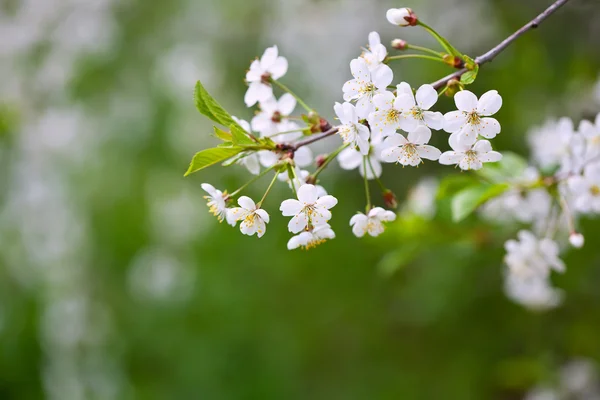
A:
251 93 299 137
439 134 502 170
504 230 565 279
350 207 396 237
528 117 583 174
395 82 444 132
404 178 438 219
569 232 585 248
505 273 563 311
334 102 370 155
381 125 441 166
567 162 600 214
287 224 336 250
244 45 288 107
578 113 600 162
361 32 387 73
368 90 408 138
201 183 233 225
443 90 502 145
338 138 386 179
229 196 270 238
280 184 338 233
386 8 414 26
342 57 393 118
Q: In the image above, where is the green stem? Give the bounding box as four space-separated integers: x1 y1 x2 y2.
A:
266 128 306 138
417 21 462 57
363 157 372 212
257 172 280 208
386 54 447 65
437 85 449 97
405 44 443 57
230 165 275 197
367 157 386 192
312 143 349 180
287 164 298 197
270 79 313 113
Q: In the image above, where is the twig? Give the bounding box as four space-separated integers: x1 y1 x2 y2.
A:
291 127 339 150
431 0 570 89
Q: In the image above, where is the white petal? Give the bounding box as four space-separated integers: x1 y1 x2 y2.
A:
373 91 395 109
368 31 381 48
237 196 256 211
297 184 318 204
338 148 363 170
362 158 382 179
244 83 262 107
294 147 313 168
473 140 493 153
407 125 431 144
246 60 263 82
254 217 267 238
478 117 501 139
372 64 393 89
350 58 370 82
454 90 478 111
311 208 332 225
422 111 444 130
417 145 441 160
381 147 401 163
355 96 374 119
240 218 258 236
201 183 218 197
260 45 278 70
316 195 338 209
396 82 413 96
280 199 303 216
476 90 502 116
480 151 502 163
277 93 296 116
269 57 288 80
439 151 463 165
383 133 408 148
398 116 419 133
415 84 438 110
443 111 466 133
342 79 360 101
288 213 308 233
394 93 415 110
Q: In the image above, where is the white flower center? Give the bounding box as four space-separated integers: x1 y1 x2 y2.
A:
410 107 424 120
385 108 401 124
338 125 356 144
466 111 481 125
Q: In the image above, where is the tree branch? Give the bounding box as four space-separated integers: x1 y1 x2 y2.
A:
292 0 570 150
431 0 570 89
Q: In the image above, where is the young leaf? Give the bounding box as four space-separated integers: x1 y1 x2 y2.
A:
230 124 256 146
194 80 241 129
451 183 510 222
213 126 233 141
184 146 243 176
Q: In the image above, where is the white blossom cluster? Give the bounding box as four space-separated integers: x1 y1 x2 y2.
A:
200 8 506 250
524 359 600 400
481 112 600 309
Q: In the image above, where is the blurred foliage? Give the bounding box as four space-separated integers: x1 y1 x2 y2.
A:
1 0 600 399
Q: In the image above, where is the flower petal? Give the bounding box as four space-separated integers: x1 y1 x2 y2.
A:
350 58 370 82
277 93 296 116
473 139 493 153
443 111 466 133
476 90 502 116
372 64 393 89
478 117 501 139
422 111 444 130
280 199 303 216
269 57 288 80
439 151 463 165
297 184 318 204
316 195 338 209
454 90 478 111
480 151 502 163
338 147 363 170
415 84 438 110
407 125 431 144
288 213 308 233
383 133 408 148
237 196 256 211
417 145 442 161
260 45 278 70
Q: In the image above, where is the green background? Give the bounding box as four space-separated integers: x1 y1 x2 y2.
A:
1 0 600 398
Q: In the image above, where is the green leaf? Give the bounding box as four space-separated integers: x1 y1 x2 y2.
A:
213 126 232 141
184 146 243 176
476 152 528 183
230 124 256 146
194 80 241 129
437 174 478 199
460 69 478 85
451 183 510 222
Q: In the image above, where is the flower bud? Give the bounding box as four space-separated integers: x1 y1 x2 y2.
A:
569 232 584 248
391 39 408 50
382 189 398 209
443 54 464 69
444 79 461 97
386 8 418 27
315 154 327 168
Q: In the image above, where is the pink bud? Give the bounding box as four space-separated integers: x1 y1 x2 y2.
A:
569 232 584 248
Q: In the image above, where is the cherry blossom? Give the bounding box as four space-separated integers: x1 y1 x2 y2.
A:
504 230 565 279
361 32 387 73
287 224 336 250
386 8 416 26
337 138 386 179
244 45 288 107
280 184 338 233
201 183 232 224
229 196 270 238
251 93 299 137
395 82 444 133
380 125 441 166
350 207 396 237
334 102 370 155
443 90 502 145
368 90 408 138
567 162 600 214
342 58 393 118
439 134 502 170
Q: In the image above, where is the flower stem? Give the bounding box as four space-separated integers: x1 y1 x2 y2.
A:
230 165 274 197
257 171 280 208
417 21 462 57
312 143 349 181
367 157 386 192
287 164 298 197
386 54 447 65
405 44 443 57
363 157 372 212
270 79 313 113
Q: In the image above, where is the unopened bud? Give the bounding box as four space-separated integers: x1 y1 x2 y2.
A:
305 175 317 185
386 8 418 27
383 189 398 209
569 232 584 248
315 154 327 168
391 39 408 50
319 118 332 132
445 79 461 97
443 54 464 69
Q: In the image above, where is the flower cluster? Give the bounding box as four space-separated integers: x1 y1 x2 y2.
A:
479 112 600 308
